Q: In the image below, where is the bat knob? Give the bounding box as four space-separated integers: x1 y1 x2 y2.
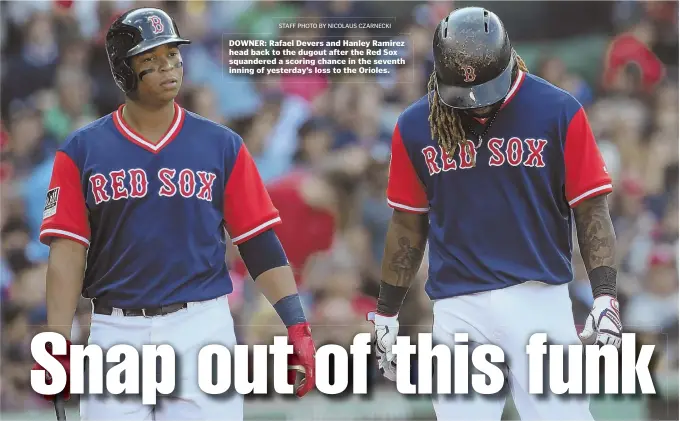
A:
288 364 305 393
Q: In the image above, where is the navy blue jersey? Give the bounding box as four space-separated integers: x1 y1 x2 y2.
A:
387 72 612 299
39 103 281 308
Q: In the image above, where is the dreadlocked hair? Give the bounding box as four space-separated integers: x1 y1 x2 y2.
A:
428 54 529 158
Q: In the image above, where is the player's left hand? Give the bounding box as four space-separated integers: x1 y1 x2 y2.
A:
287 322 316 397
579 295 622 348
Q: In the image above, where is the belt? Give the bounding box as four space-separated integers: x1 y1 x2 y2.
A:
92 299 188 317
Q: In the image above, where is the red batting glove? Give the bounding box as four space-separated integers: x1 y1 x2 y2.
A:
287 322 316 397
32 339 72 401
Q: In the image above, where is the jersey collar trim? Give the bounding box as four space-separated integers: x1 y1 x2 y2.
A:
113 102 185 154
473 70 526 124
501 70 526 110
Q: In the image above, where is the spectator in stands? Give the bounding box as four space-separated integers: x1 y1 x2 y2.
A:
624 246 678 355
184 35 262 120
6 99 57 179
537 55 594 106
43 66 97 143
1 217 33 282
263 118 341 284
1 11 59 117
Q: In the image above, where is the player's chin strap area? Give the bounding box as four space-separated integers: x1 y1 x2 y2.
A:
460 101 503 146
461 100 502 119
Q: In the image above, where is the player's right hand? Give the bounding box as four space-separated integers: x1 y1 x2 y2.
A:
32 339 72 401
367 311 399 381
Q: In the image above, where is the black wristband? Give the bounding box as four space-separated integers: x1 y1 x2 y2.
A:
588 266 617 298
376 281 409 316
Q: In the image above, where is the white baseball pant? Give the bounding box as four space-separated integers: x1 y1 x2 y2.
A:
79 295 243 421
431 281 594 421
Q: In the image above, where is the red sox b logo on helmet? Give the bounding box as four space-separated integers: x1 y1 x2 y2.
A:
462 65 476 82
148 15 164 34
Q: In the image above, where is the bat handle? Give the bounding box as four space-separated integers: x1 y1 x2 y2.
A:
54 395 67 421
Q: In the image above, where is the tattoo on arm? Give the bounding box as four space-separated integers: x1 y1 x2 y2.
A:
574 195 617 273
389 237 424 284
382 211 428 287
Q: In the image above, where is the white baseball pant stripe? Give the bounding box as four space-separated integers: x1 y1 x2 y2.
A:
431 281 594 421
80 295 243 421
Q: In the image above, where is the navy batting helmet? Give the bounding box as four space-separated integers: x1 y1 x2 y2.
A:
433 7 515 109
106 8 191 93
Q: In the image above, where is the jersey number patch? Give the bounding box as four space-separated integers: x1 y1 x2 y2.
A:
43 187 59 219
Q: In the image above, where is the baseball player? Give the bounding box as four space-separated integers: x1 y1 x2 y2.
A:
31 8 316 420
368 7 622 421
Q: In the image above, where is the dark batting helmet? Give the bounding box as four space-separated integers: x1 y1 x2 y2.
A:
433 7 515 110
106 8 191 93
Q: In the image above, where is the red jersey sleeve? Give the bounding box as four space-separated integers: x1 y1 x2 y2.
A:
386 123 429 213
564 107 613 208
39 151 90 248
223 144 281 245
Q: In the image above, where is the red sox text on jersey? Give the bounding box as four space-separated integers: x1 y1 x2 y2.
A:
88 168 217 204
421 137 548 174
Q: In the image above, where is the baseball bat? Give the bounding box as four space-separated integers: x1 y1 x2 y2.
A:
54 395 66 420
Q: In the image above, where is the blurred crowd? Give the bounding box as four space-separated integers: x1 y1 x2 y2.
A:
0 0 677 417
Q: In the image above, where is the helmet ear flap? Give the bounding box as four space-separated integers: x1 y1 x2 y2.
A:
107 27 140 94
112 58 137 93
122 59 138 93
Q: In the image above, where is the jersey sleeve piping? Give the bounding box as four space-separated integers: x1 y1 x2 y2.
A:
568 184 613 207
230 216 282 245
386 199 429 214
39 228 90 248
